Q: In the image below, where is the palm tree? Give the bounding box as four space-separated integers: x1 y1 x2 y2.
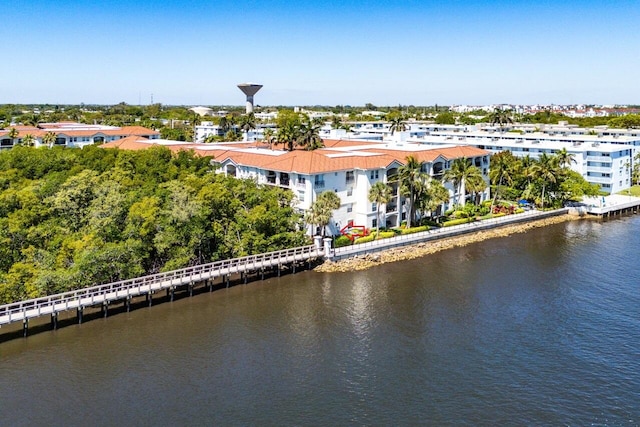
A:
203 133 218 143
21 134 36 147
464 168 487 205
331 115 343 129
489 151 516 210
239 113 256 140
555 147 576 169
389 115 407 135
368 182 393 236
529 153 560 210
306 191 341 236
8 127 18 146
396 155 424 228
218 116 230 134
443 158 474 207
414 175 450 221
488 109 513 131
263 128 274 149
276 122 299 151
43 131 57 148
298 117 323 151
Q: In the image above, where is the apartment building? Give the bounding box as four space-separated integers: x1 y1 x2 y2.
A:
0 122 159 149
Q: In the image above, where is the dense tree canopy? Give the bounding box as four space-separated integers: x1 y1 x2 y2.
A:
0 146 308 304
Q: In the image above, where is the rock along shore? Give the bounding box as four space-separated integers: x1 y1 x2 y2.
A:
314 214 581 273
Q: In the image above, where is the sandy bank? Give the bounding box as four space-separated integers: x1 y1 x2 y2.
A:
314 214 580 273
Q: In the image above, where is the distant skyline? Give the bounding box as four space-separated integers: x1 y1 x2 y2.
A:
2 0 639 107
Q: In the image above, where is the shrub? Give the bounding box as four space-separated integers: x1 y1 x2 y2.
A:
442 217 475 227
515 207 525 214
400 225 429 235
452 210 468 218
334 235 352 248
492 212 506 218
354 234 375 244
377 231 396 239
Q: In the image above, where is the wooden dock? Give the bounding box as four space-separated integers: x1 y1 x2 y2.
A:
0 244 327 336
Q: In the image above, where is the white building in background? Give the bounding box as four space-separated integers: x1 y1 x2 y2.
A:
411 130 634 194
0 122 159 149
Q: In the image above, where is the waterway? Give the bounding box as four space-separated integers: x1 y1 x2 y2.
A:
1 217 639 425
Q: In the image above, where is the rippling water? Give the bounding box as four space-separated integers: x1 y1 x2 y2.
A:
1 218 639 425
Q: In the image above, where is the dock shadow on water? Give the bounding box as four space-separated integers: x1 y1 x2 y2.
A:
0 259 322 343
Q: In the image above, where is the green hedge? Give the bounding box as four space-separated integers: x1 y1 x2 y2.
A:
377 231 396 239
354 234 375 244
334 235 353 248
515 208 525 214
442 217 475 227
400 225 429 234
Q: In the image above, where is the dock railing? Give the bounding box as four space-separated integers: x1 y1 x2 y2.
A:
0 245 323 327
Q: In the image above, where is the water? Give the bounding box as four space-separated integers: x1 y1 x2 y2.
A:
1 218 639 426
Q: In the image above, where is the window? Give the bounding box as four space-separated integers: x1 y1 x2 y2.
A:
298 176 306 185
370 170 379 180
372 202 377 212
372 219 377 228
314 174 325 188
298 191 305 202
347 188 353 196
347 204 353 213
346 170 355 184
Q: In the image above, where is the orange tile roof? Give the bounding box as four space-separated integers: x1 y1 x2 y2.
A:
199 143 488 175
0 125 158 139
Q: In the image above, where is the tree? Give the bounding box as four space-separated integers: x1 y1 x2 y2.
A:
298 116 324 151
21 134 36 147
239 113 256 137
528 153 560 210
556 147 576 169
396 155 424 228
489 151 517 209
464 167 487 205
8 127 18 146
330 115 343 130
368 182 393 236
488 109 513 131
263 128 274 149
414 176 450 221
43 131 57 148
305 190 341 236
443 158 475 207
275 110 301 151
435 112 456 125
389 115 407 135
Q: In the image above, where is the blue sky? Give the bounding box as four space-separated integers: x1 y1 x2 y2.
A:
2 0 639 106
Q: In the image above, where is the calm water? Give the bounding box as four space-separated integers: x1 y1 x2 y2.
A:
1 218 639 426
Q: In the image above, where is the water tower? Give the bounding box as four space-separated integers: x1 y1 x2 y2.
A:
237 83 262 114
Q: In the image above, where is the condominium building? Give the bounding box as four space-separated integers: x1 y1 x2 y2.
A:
0 122 159 149
410 130 634 193
103 136 490 235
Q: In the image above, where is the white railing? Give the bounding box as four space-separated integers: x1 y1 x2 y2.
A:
333 209 567 258
0 245 323 326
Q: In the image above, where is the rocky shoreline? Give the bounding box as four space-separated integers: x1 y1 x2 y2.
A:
314 214 581 273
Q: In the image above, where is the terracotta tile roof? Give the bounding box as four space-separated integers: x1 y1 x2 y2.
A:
0 125 158 139
100 136 157 150
200 143 489 174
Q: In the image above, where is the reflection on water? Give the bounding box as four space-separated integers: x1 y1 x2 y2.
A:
1 218 639 425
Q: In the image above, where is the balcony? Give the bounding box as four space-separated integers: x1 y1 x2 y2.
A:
587 156 612 163
314 180 325 189
587 176 613 184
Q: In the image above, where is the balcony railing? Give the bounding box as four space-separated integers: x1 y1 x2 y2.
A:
314 180 325 188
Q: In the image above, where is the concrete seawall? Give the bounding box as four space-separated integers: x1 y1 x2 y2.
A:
316 211 575 273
